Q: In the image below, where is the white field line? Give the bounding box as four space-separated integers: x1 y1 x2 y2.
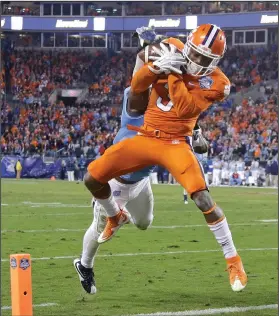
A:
2 212 92 217
256 219 278 222
124 304 278 316
1 221 277 234
1 203 90 209
30 205 89 208
2 179 278 189
1 247 277 262
2 207 277 216
1 303 58 310
22 201 62 205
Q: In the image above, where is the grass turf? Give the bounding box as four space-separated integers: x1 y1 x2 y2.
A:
1 179 278 316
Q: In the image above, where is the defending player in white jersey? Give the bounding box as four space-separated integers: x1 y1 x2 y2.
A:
73 87 155 294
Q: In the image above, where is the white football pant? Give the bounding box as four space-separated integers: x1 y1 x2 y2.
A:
81 177 154 268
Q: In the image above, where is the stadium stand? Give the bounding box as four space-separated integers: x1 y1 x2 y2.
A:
1 1 278 185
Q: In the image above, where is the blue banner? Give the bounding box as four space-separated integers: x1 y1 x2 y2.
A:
1 156 62 179
2 12 277 32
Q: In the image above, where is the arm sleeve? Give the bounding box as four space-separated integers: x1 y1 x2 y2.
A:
131 64 158 94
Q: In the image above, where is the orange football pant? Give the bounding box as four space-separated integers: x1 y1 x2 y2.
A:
87 135 207 196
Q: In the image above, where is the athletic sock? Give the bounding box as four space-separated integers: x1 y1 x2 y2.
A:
81 224 100 268
208 217 237 259
95 194 119 217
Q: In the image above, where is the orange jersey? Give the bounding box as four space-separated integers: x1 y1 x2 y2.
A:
131 38 230 137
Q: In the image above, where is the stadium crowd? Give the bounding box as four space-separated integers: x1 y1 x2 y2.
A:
1 42 278 185
2 1 277 16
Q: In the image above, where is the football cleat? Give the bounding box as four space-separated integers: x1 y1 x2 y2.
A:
226 254 247 292
98 209 130 244
184 200 189 205
73 259 96 294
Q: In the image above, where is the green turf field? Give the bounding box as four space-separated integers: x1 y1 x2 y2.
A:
1 179 278 316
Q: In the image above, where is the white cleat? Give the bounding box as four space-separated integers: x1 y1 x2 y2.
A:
231 278 246 292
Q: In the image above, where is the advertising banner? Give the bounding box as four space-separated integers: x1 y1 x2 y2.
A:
2 12 277 32
1 156 62 179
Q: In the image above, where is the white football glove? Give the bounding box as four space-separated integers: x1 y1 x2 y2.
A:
148 43 186 75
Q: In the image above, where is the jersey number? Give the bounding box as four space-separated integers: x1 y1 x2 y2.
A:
156 97 173 112
156 84 173 112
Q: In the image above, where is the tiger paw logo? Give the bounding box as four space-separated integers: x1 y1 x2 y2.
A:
20 258 30 270
10 257 17 269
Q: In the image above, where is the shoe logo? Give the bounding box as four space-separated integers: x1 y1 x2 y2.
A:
75 262 85 279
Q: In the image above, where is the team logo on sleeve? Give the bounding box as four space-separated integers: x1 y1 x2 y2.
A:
10 257 17 269
199 76 213 89
20 258 30 270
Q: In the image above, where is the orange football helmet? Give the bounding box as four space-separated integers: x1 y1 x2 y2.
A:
183 24 226 76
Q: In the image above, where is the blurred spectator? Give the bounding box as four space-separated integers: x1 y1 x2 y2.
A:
125 2 161 15
2 3 40 15
84 3 122 16
79 155 87 181
270 158 278 187
67 158 75 182
61 160 67 180
229 172 242 186
165 2 202 15
212 156 222 186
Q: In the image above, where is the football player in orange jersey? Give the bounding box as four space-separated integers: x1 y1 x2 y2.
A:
84 24 247 292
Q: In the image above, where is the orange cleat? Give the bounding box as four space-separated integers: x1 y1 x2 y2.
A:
226 254 248 292
97 209 130 244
